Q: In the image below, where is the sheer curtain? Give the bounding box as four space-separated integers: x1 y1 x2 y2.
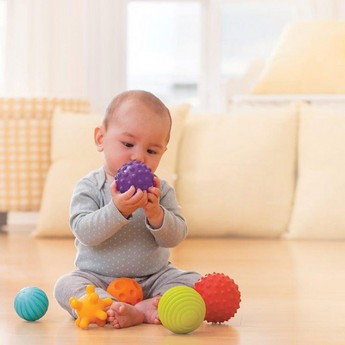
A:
5 0 126 113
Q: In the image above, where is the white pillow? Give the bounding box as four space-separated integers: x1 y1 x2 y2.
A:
155 103 190 185
32 111 103 237
176 106 298 237
252 20 345 94
287 105 345 239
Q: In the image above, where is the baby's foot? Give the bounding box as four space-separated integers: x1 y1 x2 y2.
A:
135 296 161 324
107 301 145 329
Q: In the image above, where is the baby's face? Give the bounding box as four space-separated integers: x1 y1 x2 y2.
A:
99 99 170 178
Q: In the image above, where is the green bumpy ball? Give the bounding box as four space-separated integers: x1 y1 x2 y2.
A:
158 286 206 334
14 286 49 321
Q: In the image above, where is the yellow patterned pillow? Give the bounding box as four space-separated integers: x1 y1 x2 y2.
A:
0 98 90 211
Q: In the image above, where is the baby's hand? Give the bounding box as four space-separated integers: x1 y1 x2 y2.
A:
144 176 164 228
110 181 148 219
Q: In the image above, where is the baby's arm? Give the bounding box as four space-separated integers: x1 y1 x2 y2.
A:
145 179 187 248
144 176 164 228
70 178 130 246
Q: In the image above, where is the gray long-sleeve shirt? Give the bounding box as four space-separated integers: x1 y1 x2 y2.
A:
70 167 187 277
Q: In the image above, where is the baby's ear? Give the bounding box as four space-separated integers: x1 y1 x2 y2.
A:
94 126 105 152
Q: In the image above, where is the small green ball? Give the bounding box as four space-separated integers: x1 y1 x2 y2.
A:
158 286 206 334
14 287 49 322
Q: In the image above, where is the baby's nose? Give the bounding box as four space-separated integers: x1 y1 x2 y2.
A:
131 151 145 163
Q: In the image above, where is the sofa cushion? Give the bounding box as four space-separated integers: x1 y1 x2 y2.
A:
33 104 189 237
287 105 345 239
176 106 298 237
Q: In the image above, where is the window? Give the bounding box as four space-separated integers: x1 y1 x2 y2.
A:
127 0 296 110
127 1 201 108
220 1 296 107
220 1 296 78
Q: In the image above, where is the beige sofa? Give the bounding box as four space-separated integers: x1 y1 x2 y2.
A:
2 99 345 240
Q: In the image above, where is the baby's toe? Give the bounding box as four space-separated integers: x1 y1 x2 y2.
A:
107 309 115 317
112 319 121 329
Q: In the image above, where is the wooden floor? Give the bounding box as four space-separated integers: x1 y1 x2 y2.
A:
1 227 345 345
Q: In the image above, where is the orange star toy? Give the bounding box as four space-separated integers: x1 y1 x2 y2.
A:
69 285 113 330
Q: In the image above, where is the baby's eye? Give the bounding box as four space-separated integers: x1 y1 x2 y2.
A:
147 149 157 155
122 142 133 148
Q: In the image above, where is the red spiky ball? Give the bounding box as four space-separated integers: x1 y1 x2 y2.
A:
194 272 241 323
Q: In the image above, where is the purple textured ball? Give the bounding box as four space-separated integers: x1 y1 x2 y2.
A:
115 161 154 193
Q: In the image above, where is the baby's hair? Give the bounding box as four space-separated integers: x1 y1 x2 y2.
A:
103 90 172 136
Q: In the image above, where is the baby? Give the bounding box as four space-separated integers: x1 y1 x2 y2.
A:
54 90 201 329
